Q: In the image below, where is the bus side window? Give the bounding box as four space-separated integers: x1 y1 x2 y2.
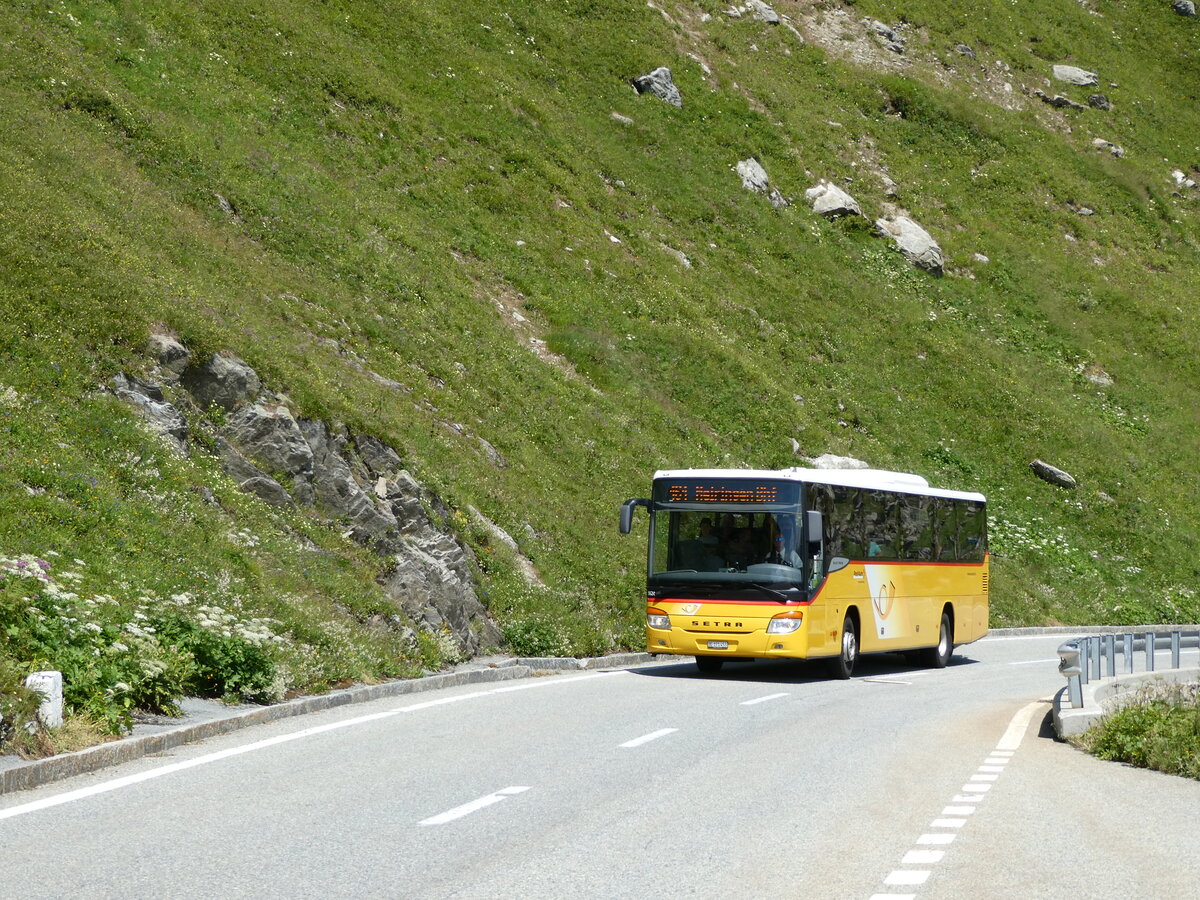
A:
937 502 959 561
830 486 864 559
863 491 899 560
900 494 933 560
959 501 987 562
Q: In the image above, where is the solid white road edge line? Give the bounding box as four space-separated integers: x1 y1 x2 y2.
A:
0 670 632 821
418 786 531 826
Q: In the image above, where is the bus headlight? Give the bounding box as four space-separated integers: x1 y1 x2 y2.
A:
647 608 671 630
767 611 804 634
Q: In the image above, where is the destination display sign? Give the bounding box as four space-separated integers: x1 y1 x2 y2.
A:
652 478 799 505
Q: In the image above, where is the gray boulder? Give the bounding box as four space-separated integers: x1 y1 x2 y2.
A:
807 453 870 470
875 216 944 273
1088 94 1111 110
737 158 788 207
1030 459 1078 490
183 353 261 411
111 373 188 453
633 67 682 108
146 331 190 375
1052 65 1098 86
746 0 780 24
1173 1 1196 16
805 181 862 217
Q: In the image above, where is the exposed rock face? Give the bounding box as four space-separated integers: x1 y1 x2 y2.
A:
1033 90 1087 111
1030 459 1078 490
111 345 503 658
865 19 905 54
226 403 313 479
633 67 682 107
875 216 944 273
736 158 788 207
805 180 862 217
1052 65 1099 87
111 374 188 454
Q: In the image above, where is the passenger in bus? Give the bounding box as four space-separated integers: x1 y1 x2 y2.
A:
725 528 755 567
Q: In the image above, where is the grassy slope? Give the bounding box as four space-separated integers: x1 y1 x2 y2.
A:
1 0 1199 720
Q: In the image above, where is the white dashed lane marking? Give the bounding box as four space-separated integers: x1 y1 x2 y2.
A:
418 786 531 826
619 728 678 749
739 692 791 706
873 699 1045 897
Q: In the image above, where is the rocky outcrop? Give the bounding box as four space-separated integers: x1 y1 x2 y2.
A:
1174 0 1196 16
865 19 905 54
633 67 682 107
110 343 503 657
875 216 944 273
111 373 188 454
1033 90 1087 111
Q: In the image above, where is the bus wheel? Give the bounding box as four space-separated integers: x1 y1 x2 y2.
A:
829 615 857 679
695 656 724 674
924 612 953 668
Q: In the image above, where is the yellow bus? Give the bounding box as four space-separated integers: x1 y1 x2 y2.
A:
619 467 988 676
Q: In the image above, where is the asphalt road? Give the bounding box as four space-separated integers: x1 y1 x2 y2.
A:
1 634 1198 899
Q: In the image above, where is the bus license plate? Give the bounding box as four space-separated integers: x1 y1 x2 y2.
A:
707 640 729 650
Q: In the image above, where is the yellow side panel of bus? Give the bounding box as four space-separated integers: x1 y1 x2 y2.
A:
817 557 989 653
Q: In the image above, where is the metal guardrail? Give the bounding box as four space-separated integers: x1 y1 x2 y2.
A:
1057 630 1200 709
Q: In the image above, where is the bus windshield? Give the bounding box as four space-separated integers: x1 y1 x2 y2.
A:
650 509 805 590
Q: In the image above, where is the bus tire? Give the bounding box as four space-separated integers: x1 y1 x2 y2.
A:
924 612 953 669
695 656 724 674
829 615 858 679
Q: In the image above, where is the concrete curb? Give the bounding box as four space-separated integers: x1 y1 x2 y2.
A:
1 652 664 797
1052 666 1200 738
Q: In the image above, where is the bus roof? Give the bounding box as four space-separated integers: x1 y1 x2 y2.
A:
651 467 986 503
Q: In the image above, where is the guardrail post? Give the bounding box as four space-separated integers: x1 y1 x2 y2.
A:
1171 630 1181 668
1122 633 1133 673
1104 634 1116 677
1058 641 1083 708
1145 632 1155 671
1090 637 1101 680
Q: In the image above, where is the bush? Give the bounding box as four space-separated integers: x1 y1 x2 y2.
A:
151 615 282 704
1081 684 1200 781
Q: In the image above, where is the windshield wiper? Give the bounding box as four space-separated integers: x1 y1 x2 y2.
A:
744 582 791 603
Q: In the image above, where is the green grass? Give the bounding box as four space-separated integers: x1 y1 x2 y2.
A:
1 0 1200 741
